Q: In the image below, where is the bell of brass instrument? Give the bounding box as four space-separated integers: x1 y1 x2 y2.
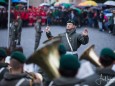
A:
79 45 103 68
26 37 61 79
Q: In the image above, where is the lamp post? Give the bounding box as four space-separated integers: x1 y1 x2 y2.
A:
27 0 29 9
7 0 11 48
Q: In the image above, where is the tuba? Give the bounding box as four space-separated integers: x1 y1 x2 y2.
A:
79 44 103 68
26 37 61 79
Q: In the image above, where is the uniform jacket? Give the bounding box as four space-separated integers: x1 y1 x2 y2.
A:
49 77 84 86
0 63 9 81
0 72 40 86
17 18 22 33
10 22 18 40
81 66 115 86
59 29 89 51
35 22 42 34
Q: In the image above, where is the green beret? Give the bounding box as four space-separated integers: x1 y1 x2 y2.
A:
60 54 80 70
0 48 7 58
67 19 75 25
100 48 115 60
11 51 26 63
58 44 66 56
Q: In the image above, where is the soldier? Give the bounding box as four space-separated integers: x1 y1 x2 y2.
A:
9 19 19 52
81 48 115 86
0 51 43 86
49 54 83 86
16 15 23 45
46 20 89 56
0 48 9 81
34 16 43 51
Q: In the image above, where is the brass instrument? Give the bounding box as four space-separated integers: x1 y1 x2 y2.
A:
26 37 61 79
79 45 103 68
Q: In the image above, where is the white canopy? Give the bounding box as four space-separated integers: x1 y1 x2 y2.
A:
39 3 50 6
104 1 115 6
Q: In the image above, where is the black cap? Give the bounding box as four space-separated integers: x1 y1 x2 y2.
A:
67 19 75 25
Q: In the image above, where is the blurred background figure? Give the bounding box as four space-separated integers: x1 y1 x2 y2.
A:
9 19 19 52
34 16 43 51
112 9 115 35
16 15 23 45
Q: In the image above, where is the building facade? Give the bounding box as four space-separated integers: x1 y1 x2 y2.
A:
58 0 86 5
29 0 86 7
29 0 44 7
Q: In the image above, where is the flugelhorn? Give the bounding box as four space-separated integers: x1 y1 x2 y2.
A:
79 44 103 68
26 37 61 79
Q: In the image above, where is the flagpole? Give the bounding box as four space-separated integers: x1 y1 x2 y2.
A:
7 0 11 48
27 0 29 9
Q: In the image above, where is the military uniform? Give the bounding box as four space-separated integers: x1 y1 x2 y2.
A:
81 66 115 86
34 21 42 51
0 48 9 81
17 18 22 45
49 77 84 86
9 21 18 51
0 63 9 81
0 72 41 86
59 29 89 56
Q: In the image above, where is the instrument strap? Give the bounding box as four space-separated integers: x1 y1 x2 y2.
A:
15 78 25 86
0 67 5 73
105 77 115 86
66 33 73 52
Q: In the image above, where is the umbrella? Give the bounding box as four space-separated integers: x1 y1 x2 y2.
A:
12 0 27 3
54 2 61 6
0 5 4 8
0 0 7 5
104 1 115 6
78 2 87 6
0 0 6 3
39 3 50 6
70 6 82 14
83 1 97 6
61 3 72 8
73 8 82 14
78 1 97 6
16 4 24 7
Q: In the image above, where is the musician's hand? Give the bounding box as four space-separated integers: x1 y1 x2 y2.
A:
82 28 88 36
34 73 43 83
45 26 50 32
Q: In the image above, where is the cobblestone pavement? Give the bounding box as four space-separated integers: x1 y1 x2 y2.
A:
0 26 115 58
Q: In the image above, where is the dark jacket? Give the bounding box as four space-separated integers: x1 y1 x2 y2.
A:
0 72 40 86
17 18 22 33
81 66 115 86
59 29 89 51
10 22 18 40
50 77 84 86
0 63 9 81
